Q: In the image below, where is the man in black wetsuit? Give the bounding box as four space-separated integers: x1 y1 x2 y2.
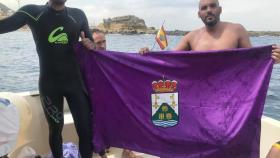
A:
0 0 106 158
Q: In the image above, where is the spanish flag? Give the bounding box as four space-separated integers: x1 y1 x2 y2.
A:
155 26 168 50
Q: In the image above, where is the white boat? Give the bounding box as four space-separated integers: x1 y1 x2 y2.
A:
0 92 158 158
0 91 279 158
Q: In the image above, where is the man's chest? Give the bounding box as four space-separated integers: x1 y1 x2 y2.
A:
191 33 239 51
33 13 81 44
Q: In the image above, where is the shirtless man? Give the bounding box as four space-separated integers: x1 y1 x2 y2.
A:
174 0 251 51
140 0 280 63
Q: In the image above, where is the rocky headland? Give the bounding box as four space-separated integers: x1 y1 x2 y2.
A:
96 15 156 34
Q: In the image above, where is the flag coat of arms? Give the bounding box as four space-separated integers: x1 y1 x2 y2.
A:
151 79 179 127
155 26 168 50
74 45 273 158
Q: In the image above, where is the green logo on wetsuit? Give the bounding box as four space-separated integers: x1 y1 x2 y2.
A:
48 26 68 44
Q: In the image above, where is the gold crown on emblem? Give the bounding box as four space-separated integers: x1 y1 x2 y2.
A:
152 79 177 93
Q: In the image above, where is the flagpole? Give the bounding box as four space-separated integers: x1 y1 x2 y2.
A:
16 0 21 8
151 41 156 50
161 20 166 27
166 36 176 50
151 20 166 51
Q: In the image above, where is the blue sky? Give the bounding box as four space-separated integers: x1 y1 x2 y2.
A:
1 0 280 31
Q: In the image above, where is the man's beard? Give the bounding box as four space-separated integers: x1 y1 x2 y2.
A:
202 14 220 27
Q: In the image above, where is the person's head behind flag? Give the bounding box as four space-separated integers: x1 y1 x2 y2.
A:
155 26 168 50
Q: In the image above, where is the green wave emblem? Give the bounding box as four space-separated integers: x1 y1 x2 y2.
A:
48 26 68 44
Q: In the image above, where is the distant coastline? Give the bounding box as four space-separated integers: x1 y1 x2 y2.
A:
17 26 280 37
166 30 280 37
93 15 280 36
90 28 280 37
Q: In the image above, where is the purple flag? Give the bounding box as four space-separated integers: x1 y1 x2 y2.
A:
74 44 273 158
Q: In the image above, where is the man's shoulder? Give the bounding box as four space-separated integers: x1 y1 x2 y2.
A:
66 7 85 15
223 22 249 40
223 22 245 30
17 4 46 18
192 28 203 33
19 4 46 12
187 28 202 37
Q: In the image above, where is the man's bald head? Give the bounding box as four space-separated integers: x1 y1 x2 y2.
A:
198 0 222 27
199 0 219 9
